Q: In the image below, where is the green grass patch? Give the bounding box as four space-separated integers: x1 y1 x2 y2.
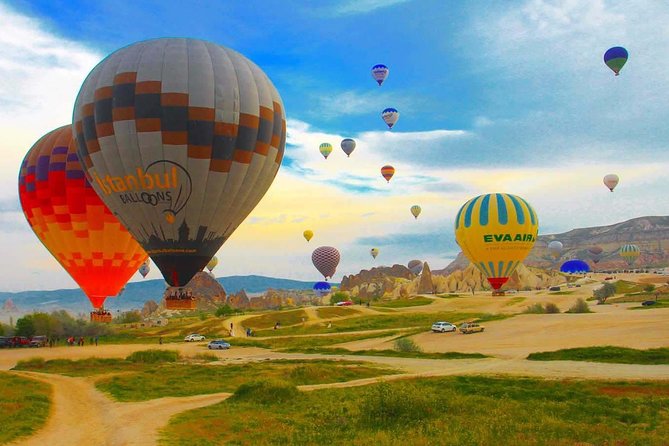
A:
283 346 488 360
503 296 526 306
226 330 403 350
160 375 669 445
614 280 645 294
243 309 308 330
126 349 180 363
316 307 360 318
96 360 398 402
0 373 51 444
371 297 433 308
230 379 300 405
548 290 574 295
13 357 133 377
630 300 669 310
527 346 669 364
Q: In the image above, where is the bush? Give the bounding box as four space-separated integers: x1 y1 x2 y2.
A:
359 383 434 427
544 302 560 314
231 379 299 405
330 292 349 305
566 298 591 314
115 310 142 324
394 337 422 353
14 358 46 370
215 304 235 317
523 303 545 314
126 349 180 363
593 282 616 303
644 284 656 293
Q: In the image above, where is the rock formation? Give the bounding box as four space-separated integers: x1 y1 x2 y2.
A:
417 262 434 294
141 300 159 318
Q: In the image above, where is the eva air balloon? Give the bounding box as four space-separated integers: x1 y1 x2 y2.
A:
410 205 421 219
371 64 389 86
620 244 640 266
381 108 399 129
341 138 356 157
370 248 379 259
603 174 619 192
604 46 628 76
72 38 286 295
319 143 333 159
454 193 539 292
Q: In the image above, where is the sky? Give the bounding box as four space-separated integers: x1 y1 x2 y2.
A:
1 0 669 292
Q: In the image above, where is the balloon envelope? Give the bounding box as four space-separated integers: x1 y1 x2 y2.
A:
603 174 619 192
139 260 151 278
548 240 563 259
370 248 379 259
206 256 218 272
381 108 399 129
303 230 314 242
560 259 591 274
371 64 389 86
604 46 628 75
313 281 331 297
381 165 395 182
18 126 148 309
454 193 539 290
312 246 340 280
410 205 421 219
340 138 356 157
620 244 640 266
319 143 333 159
73 38 286 288
408 260 423 275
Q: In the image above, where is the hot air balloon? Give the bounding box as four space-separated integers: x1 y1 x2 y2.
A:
341 138 356 157
620 244 640 266
410 205 422 219
303 230 314 242
408 260 423 275
18 126 148 321
206 256 219 273
72 38 286 310
313 281 331 297
381 108 399 129
371 64 389 86
548 240 563 260
454 193 539 294
603 174 619 192
588 246 604 264
381 165 395 183
312 246 340 280
560 259 591 274
604 46 628 76
370 248 379 259
139 260 151 278
319 143 333 159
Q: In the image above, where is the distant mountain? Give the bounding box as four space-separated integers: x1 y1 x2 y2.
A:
0 275 332 318
437 216 669 275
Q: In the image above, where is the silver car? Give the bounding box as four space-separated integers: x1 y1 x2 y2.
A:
431 322 457 333
207 340 231 350
184 333 206 342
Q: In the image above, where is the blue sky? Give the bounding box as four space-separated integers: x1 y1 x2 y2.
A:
1 0 669 291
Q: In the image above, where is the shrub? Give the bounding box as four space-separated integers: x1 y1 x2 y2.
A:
566 298 591 314
215 305 234 317
126 349 180 363
330 292 349 305
643 284 656 293
523 303 546 314
359 383 434 427
593 282 616 303
14 358 46 370
115 310 142 324
231 379 299 405
394 337 422 353
544 302 560 314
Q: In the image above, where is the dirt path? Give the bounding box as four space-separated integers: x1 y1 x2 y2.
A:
8 371 230 446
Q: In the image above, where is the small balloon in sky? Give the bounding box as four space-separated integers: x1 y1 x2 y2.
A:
370 248 379 259
371 64 389 86
410 205 422 219
303 230 314 242
341 138 356 157
381 165 395 183
604 46 628 76
381 108 399 129
603 174 619 192
319 142 333 159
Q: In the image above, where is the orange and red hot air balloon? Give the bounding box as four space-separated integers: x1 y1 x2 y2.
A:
381 165 395 183
18 126 147 320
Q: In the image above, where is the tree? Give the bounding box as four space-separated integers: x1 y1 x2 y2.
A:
643 284 656 293
115 310 142 324
593 282 616 304
15 316 35 337
215 304 234 317
330 291 349 305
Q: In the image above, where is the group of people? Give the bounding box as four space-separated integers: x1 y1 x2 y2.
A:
66 336 99 346
167 288 194 300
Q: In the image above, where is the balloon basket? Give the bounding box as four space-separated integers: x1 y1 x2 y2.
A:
90 311 112 323
491 290 506 297
165 298 196 310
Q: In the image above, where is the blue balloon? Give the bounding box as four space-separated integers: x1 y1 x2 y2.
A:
313 281 332 297
560 259 591 274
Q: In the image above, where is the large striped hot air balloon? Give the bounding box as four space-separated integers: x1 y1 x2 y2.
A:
560 259 591 274
381 108 399 129
72 38 286 309
371 64 389 86
319 143 333 159
312 246 340 280
454 193 539 292
381 165 395 183
620 244 640 266
340 138 356 157
18 126 148 316
604 46 628 76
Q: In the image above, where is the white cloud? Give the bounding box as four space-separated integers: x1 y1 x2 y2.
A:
310 89 420 119
332 0 411 16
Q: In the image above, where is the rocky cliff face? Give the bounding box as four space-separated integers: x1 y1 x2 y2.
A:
341 265 416 299
160 271 227 311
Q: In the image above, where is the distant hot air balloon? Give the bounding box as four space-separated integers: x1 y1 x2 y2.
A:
313 281 332 297
341 138 356 157
319 143 333 159
408 260 423 275
206 256 219 273
560 259 591 274
370 248 379 259
312 246 340 280
620 244 640 266
604 46 628 76
548 240 563 260
72 38 286 310
381 108 399 129
454 193 539 292
18 126 148 315
303 230 314 242
588 246 604 264
371 64 389 86
603 174 619 192
410 205 422 219
381 165 395 183
139 260 151 278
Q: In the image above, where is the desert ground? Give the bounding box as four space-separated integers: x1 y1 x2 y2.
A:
3 273 669 445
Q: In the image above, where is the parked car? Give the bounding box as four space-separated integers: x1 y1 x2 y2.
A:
207 340 231 350
29 335 48 347
335 300 354 306
10 336 31 347
641 300 657 306
184 334 206 342
431 321 457 333
549 286 561 292
459 322 485 334
0 337 13 348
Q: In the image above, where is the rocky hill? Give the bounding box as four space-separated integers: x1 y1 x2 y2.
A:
437 216 669 275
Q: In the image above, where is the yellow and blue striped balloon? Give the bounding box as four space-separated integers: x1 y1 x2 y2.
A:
454 193 539 291
619 244 640 266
